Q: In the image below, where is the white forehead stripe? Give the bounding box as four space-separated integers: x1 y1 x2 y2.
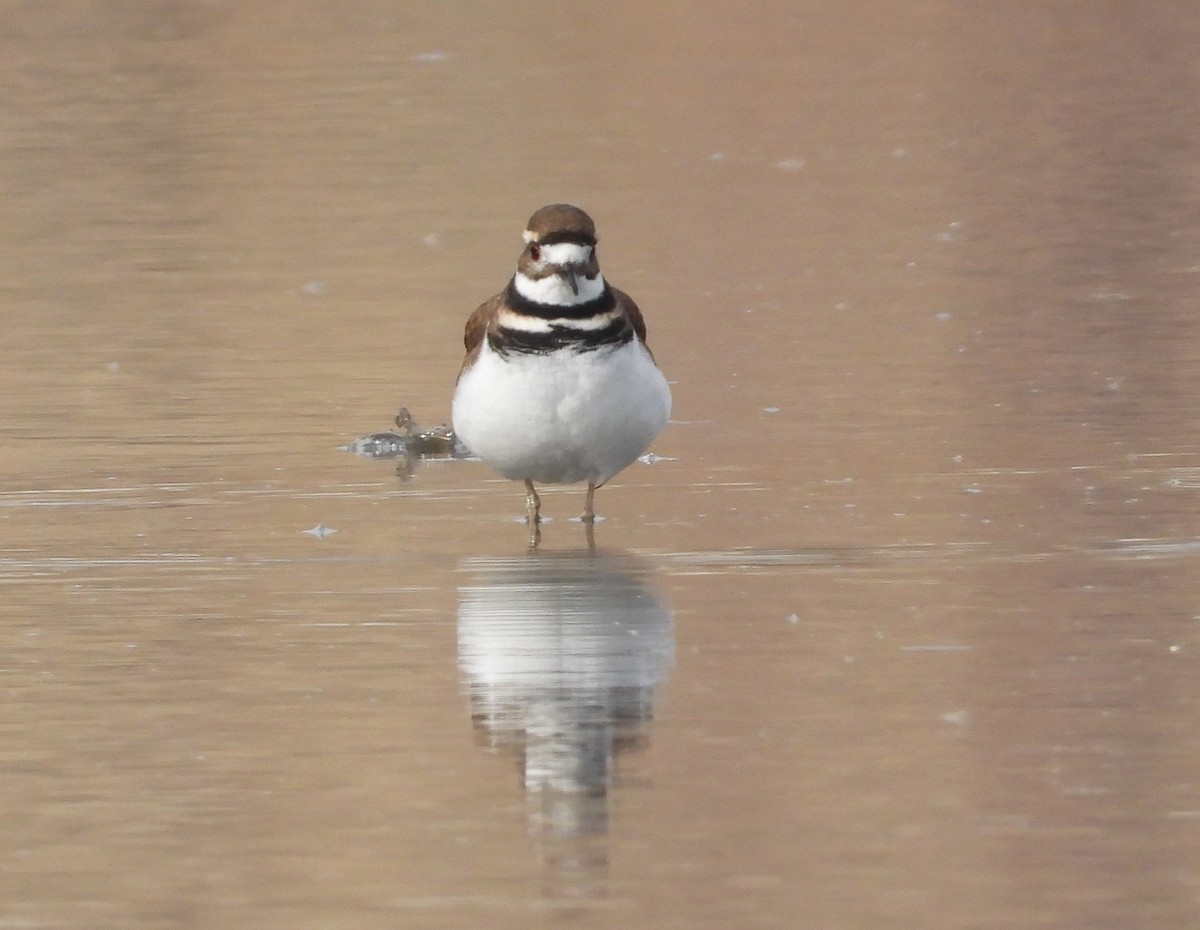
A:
514 271 606 306
523 229 537 243
534 241 593 265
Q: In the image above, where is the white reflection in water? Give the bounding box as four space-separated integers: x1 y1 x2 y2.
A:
457 551 674 893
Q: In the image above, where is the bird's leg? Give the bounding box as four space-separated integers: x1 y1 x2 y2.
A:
580 482 597 523
524 480 541 549
524 480 541 525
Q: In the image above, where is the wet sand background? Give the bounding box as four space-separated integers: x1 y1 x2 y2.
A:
4 3 1200 928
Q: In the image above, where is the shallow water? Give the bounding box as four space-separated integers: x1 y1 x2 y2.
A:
4 3 1200 928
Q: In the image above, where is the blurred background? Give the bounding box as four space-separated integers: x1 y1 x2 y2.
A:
3 2 1200 927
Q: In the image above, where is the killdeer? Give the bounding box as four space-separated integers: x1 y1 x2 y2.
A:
452 204 671 540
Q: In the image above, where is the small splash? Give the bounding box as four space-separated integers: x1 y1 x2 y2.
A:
304 524 336 538
639 453 676 465
345 433 409 458
345 407 468 459
934 221 963 242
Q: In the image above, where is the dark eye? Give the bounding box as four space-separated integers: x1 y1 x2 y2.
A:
529 244 541 261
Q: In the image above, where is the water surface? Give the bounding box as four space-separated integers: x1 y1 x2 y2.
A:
4 3 1200 928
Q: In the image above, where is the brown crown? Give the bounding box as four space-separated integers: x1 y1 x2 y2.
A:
524 204 597 245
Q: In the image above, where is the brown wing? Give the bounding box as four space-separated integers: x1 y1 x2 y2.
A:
463 293 502 353
612 286 650 350
457 293 502 383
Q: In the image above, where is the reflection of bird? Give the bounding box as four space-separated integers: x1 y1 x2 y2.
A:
451 205 671 541
457 551 674 895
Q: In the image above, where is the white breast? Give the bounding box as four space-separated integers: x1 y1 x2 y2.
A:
452 341 671 486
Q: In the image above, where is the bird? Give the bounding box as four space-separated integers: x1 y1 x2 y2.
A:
452 204 671 543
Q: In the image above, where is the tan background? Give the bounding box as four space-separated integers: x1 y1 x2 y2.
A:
3 2 1200 927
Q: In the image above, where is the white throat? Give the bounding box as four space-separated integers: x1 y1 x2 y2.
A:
513 270 606 306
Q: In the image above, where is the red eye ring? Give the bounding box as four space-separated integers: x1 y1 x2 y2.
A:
529 244 541 261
